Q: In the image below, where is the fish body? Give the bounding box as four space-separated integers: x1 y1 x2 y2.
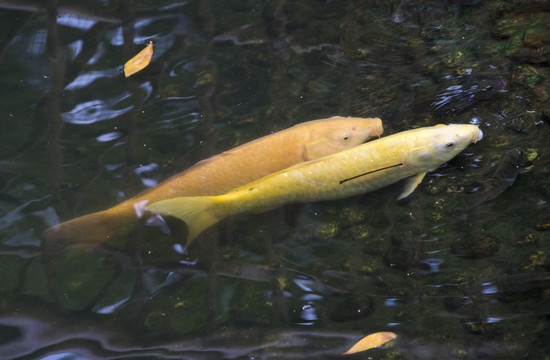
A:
462 147 524 208
149 124 483 245
43 116 383 242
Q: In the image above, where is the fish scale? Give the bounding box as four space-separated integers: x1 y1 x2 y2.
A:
219 133 402 205
219 133 415 209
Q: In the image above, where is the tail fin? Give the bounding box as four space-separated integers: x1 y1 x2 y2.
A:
147 196 221 247
42 209 136 244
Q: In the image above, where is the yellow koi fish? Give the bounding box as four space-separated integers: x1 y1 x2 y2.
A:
43 116 383 242
148 124 482 246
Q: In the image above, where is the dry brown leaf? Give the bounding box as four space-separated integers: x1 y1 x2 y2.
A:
124 40 154 77
342 331 397 355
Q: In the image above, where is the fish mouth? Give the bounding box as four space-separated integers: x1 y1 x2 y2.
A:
473 127 483 143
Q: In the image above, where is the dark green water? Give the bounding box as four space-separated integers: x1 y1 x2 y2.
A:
1 0 550 359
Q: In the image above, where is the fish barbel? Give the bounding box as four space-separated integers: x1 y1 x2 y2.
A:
148 124 482 245
43 116 383 243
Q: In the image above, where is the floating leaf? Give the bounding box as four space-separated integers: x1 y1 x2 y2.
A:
342 331 397 355
124 40 153 77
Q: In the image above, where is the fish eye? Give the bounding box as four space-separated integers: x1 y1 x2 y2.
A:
445 142 455 148
340 133 351 141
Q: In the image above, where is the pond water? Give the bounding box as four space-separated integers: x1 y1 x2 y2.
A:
1 0 550 359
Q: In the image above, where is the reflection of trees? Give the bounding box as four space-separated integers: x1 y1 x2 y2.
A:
42 0 67 213
0 0 221 208
0 0 227 354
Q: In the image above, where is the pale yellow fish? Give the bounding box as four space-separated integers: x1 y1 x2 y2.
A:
124 40 153 77
148 124 483 245
342 331 397 355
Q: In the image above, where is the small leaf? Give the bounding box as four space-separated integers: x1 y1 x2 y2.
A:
342 331 397 355
124 40 154 77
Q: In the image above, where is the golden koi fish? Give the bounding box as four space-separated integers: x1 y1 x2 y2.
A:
148 124 482 246
43 116 383 242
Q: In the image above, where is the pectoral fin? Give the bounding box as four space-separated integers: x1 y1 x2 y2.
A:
398 173 426 200
303 139 327 160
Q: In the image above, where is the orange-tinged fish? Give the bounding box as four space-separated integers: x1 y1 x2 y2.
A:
43 116 383 243
148 124 482 246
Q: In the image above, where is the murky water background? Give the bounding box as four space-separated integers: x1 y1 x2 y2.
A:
1 0 550 359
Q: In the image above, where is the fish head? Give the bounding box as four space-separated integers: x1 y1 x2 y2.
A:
406 124 482 171
303 116 384 160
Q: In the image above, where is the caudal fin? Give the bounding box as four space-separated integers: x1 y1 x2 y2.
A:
147 196 221 247
42 209 136 244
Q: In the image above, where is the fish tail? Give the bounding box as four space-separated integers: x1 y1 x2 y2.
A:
147 196 223 246
42 208 136 243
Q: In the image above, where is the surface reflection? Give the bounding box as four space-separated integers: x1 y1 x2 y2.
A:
1 0 550 359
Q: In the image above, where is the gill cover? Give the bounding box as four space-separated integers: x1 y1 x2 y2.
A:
304 128 363 160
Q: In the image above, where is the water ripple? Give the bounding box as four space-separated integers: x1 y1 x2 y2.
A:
62 96 133 125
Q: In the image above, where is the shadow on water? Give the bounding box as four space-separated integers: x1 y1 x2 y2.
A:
1 0 550 359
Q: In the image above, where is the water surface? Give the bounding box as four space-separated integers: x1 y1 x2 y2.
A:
1 0 550 359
